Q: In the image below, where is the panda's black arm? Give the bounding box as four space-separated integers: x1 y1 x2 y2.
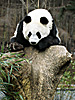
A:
36 36 60 51
10 34 30 51
10 37 17 43
10 26 30 51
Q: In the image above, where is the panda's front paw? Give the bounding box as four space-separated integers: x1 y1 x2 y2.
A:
9 42 24 52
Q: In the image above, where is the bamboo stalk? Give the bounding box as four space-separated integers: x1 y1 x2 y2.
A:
27 0 28 14
38 0 39 8
45 0 47 9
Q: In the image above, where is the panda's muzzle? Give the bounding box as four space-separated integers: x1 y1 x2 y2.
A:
31 42 36 45
29 34 40 45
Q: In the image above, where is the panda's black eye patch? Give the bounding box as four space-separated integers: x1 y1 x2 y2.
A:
40 17 49 25
28 32 32 37
36 32 41 39
24 16 31 23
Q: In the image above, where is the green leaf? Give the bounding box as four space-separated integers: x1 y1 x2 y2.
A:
26 59 30 63
10 65 13 75
8 72 10 83
0 82 14 86
19 94 24 100
72 66 75 69
0 67 7 79
11 74 17 80
73 76 75 80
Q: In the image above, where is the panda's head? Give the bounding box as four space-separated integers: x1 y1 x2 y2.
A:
23 9 53 45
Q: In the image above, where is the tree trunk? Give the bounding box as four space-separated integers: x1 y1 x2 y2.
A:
0 45 72 100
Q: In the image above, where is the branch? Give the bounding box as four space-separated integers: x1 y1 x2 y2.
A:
20 0 26 8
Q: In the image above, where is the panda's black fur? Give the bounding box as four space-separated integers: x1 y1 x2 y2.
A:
10 9 60 51
11 20 30 47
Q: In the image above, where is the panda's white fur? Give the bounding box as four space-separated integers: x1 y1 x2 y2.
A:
10 9 61 51
23 9 53 44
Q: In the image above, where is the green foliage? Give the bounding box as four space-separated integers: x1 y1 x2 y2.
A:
0 53 25 100
61 71 71 84
59 1 75 18
66 1 75 12
59 60 75 89
1 43 5 53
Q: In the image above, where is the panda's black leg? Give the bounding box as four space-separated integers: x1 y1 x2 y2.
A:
9 37 24 52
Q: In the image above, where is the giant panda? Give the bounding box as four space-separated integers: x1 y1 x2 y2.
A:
10 9 61 51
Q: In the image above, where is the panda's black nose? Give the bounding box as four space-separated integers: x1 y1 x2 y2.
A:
31 42 36 45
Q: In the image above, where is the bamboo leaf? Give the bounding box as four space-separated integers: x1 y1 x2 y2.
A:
19 94 24 100
8 72 10 83
10 65 13 75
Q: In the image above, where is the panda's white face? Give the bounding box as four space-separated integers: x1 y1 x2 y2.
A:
23 9 53 45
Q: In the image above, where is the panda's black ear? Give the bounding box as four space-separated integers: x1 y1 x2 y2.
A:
24 16 31 24
40 17 49 25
